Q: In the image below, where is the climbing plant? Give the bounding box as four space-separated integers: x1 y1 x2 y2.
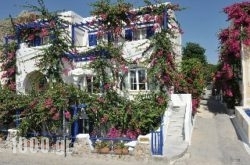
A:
214 2 250 108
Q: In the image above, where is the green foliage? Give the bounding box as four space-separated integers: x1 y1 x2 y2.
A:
0 87 30 124
179 58 206 98
182 42 207 64
86 90 168 136
95 140 111 150
204 63 217 82
113 140 128 149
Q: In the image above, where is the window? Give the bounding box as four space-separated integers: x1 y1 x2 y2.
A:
133 29 140 40
128 68 147 91
125 26 155 41
42 36 50 45
86 76 100 93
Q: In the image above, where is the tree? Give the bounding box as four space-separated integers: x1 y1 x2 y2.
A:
182 42 207 64
205 63 217 83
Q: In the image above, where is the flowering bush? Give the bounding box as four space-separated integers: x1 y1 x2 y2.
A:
0 42 18 91
214 2 250 108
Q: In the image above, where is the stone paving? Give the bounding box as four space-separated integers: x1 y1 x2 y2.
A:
172 95 250 165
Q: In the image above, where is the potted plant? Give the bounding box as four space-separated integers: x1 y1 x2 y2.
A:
95 140 111 154
113 141 129 155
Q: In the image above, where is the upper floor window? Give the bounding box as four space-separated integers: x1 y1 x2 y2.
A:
125 26 155 41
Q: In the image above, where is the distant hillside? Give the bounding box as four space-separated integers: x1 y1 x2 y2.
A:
0 18 13 44
0 11 38 44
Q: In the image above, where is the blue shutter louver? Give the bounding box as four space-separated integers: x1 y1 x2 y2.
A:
107 32 113 42
34 36 41 46
125 29 133 41
146 26 154 38
88 34 97 46
163 8 168 29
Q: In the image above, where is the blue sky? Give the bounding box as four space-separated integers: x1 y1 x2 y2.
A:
0 0 245 64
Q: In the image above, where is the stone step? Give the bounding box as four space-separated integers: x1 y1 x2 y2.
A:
171 111 185 115
169 119 184 124
167 131 183 137
168 124 183 129
165 134 184 142
164 142 189 160
167 127 183 132
172 109 185 113
170 115 185 119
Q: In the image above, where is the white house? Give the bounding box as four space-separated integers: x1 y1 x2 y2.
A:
6 2 182 96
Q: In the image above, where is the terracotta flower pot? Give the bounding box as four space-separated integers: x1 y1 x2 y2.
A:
99 147 110 154
114 148 129 155
122 148 129 155
114 148 122 155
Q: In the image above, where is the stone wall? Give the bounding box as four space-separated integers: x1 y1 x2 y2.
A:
71 134 154 163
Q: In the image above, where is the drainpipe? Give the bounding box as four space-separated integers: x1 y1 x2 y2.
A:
71 24 75 46
4 36 8 45
163 8 168 30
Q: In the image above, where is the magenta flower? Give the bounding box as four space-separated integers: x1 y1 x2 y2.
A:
44 98 53 109
52 112 60 120
65 111 71 119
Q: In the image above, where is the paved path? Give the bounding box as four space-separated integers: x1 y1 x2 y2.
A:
173 96 250 165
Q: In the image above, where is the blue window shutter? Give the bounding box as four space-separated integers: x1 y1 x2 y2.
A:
88 34 97 46
146 26 154 38
125 29 133 41
34 36 41 46
163 8 168 29
107 32 113 42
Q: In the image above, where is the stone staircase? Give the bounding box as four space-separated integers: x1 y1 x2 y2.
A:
164 105 189 160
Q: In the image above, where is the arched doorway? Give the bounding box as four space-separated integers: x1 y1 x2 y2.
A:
24 71 48 93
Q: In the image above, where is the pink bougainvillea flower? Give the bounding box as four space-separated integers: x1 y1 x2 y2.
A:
44 98 53 109
27 34 35 41
52 112 60 120
65 110 71 119
49 107 57 114
40 28 49 37
7 52 15 60
8 81 16 91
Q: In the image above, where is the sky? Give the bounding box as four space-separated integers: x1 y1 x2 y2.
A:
0 0 246 64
